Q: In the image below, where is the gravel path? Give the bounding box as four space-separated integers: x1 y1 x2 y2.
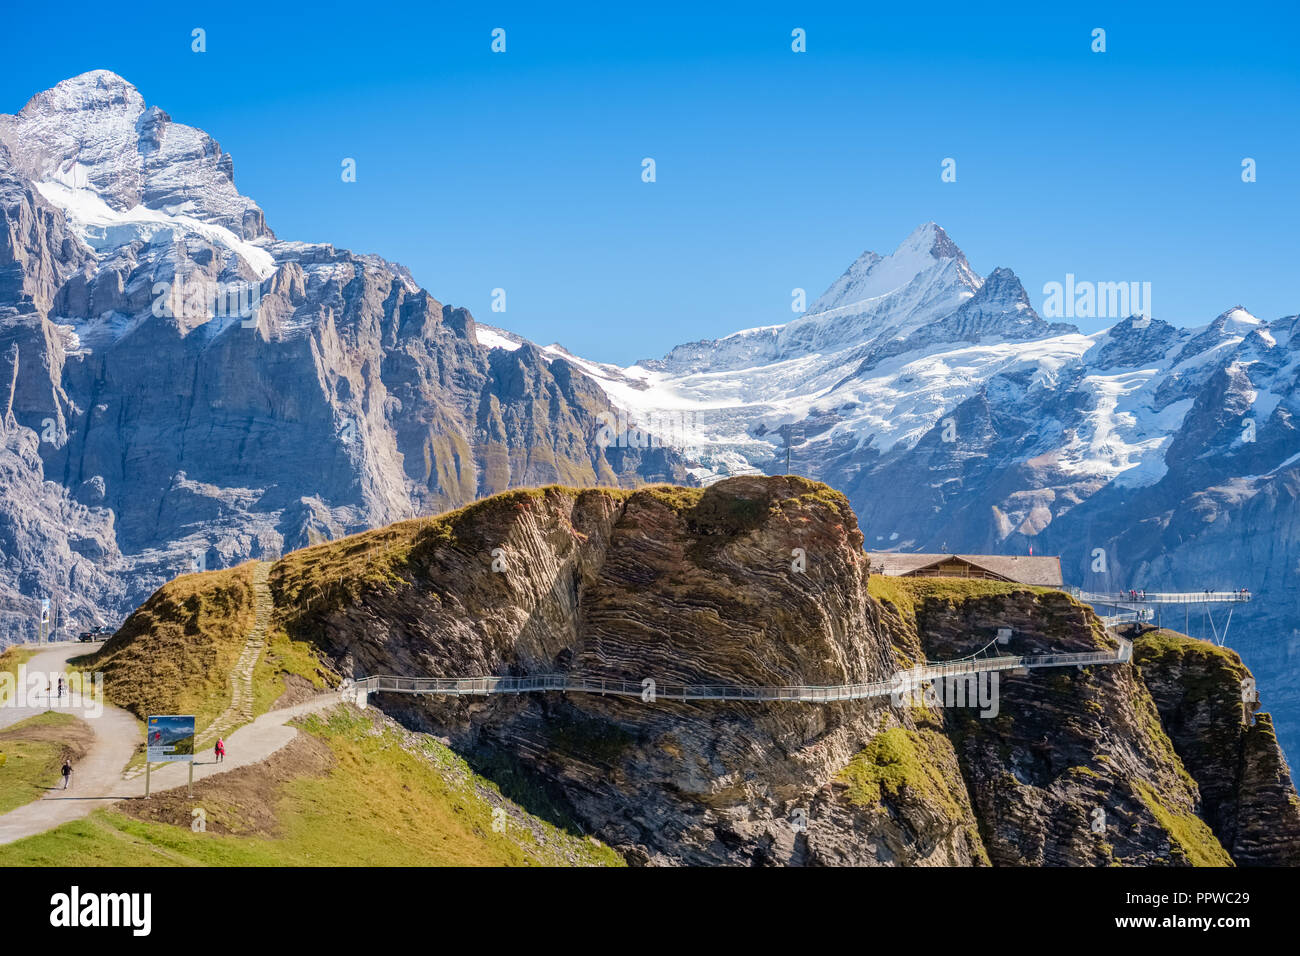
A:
0 641 344 846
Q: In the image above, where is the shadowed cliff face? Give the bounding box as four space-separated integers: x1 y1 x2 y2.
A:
244 476 1299 865
1133 630 1300 865
899 593 1230 866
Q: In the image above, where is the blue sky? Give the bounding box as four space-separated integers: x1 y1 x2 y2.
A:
4 1 1297 364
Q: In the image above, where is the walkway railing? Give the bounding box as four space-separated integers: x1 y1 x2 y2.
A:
1069 588 1251 605
351 638 1132 704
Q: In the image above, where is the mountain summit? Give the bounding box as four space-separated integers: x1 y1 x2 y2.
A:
805 221 979 317
0 70 270 241
647 221 985 378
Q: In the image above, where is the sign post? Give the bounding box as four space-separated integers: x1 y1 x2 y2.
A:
784 425 805 475
144 714 196 799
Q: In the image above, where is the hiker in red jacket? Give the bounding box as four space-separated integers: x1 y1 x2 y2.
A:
215 738 225 763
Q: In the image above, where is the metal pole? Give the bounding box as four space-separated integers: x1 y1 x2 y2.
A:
188 761 193 797
145 761 151 798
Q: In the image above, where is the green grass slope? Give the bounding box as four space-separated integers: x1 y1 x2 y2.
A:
0 706 622 867
0 713 94 814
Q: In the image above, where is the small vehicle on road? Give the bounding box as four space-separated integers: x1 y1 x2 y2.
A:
76 625 111 643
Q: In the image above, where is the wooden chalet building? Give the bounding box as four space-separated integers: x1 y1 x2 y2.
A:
867 552 1063 588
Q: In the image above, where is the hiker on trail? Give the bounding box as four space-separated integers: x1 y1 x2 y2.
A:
61 759 72 789
215 738 225 763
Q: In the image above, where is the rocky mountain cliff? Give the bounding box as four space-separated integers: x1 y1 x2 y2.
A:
94 476 1300 865
0 71 688 642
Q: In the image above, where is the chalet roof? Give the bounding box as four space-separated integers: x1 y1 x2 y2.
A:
867 552 1063 587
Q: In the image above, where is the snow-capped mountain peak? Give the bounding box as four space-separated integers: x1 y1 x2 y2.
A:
558 222 1299 536
1216 306 1263 333
0 71 148 212
646 222 986 377
773 222 983 360
0 70 271 250
804 221 980 316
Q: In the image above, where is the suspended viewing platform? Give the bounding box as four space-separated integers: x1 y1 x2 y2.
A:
1068 589 1253 605
1066 587 1251 646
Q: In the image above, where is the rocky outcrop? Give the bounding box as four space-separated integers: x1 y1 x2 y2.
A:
0 142 89 314
820 726 988 866
1134 629 1300 865
898 592 1230 866
1236 715 1300 864
0 424 121 634
269 477 917 865
239 476 1297 864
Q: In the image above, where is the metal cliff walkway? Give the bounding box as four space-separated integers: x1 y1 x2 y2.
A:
1069 589 1252 605
349 636 1133 704
1067 588 1251 646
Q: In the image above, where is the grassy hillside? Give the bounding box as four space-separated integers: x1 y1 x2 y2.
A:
79 488 625 724
1133 628 1249 673
267 485 623 635
1134 780 1235 867
75 564 258 728
78 480 857 725
0 713 94 814
250 627 333 716
867 575 1060 626
0 706 622 867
